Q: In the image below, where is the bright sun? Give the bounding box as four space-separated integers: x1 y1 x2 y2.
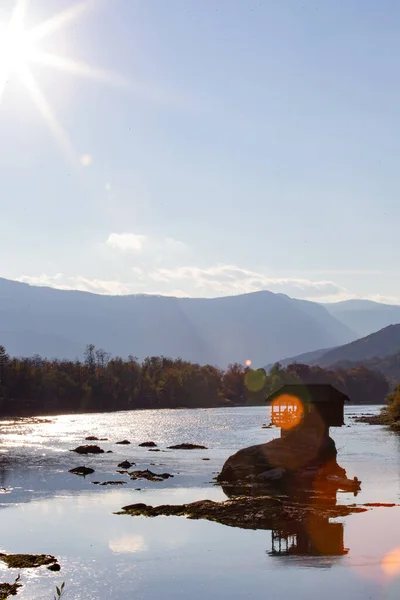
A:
0 0 130 165
1 24 35 73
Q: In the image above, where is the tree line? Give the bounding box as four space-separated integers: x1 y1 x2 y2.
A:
0 344 390 417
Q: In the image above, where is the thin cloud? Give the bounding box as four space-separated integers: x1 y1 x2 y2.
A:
105 233 188 256
16 265 398 304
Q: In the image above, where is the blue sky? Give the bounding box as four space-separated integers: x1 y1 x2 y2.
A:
0 0 399 303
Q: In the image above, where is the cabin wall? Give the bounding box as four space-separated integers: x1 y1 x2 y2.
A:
314 401 344 427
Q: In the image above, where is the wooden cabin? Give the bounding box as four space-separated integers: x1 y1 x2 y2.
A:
266 384 349 437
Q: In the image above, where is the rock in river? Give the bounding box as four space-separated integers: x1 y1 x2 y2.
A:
118 496 366 530
0 554 60 571
69 466 95 476
118 460 135 469
116 440 131 445
168 443 208 450
218 429 343 484
0 580 22 596
71 445 104 455
129 469 174 482
139 441 158 447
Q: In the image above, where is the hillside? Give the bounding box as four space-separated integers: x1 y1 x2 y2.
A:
315 324 400 368
270 325 400 383
332 352 400 385
0 278 356 366
324 299 400 338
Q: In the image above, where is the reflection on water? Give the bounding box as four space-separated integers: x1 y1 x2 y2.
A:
269 520 347 558
1 406 400 599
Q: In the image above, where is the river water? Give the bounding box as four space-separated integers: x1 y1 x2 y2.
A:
1 405 400 599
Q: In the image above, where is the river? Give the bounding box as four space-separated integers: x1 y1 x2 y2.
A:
1 405 400 599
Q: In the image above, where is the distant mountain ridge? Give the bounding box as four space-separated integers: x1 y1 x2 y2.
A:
323 299 400 338
0 277 355 366
2 277 400 368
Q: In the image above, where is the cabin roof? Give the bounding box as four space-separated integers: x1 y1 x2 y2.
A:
266 383 350 404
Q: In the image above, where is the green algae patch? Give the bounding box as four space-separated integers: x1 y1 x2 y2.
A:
0 554 59 570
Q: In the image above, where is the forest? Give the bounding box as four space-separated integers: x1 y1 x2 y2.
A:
0 344 391 417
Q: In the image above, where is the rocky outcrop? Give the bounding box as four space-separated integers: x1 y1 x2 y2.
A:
118 496 366 530
139 441 157 447
116 440 131 445
0 554 60 570
218 430 344 484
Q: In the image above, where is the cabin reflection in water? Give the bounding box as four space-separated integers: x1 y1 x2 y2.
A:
269 519 348 558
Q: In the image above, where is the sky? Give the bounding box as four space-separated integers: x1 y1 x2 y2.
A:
0 0 399 304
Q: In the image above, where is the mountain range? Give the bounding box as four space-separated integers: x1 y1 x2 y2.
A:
1 277 400 367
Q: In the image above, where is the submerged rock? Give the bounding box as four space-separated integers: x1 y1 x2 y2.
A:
116 440 131 445
129 469 174 482
139 441 157 447
218 430 343 484
168 443 208 450
71 445 104 455
118 460 135 469
69 466 95 476
0 554 59 570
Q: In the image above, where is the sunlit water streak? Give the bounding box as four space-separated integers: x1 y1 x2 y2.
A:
0 406 400 599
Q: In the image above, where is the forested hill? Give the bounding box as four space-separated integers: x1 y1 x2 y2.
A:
0 344 389 417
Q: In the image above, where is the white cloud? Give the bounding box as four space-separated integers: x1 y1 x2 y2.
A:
148 264 352 302
106 233 147 252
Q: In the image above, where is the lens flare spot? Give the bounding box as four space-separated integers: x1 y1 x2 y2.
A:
105 183 111 191
382 547 400 577
244 369 266 392
271 394 304 430
245 359 252 367
80 154 93 166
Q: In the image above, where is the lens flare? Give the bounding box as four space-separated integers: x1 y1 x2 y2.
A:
244 369 266 392
382 547 400 577
271 394 304 430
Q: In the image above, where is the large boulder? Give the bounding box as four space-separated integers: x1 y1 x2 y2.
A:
218 430 343 483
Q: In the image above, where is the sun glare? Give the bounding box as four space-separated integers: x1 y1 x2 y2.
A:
0 22 36 73
0 0 128 165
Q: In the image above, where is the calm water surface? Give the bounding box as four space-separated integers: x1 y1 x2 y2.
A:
1 406 400 599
